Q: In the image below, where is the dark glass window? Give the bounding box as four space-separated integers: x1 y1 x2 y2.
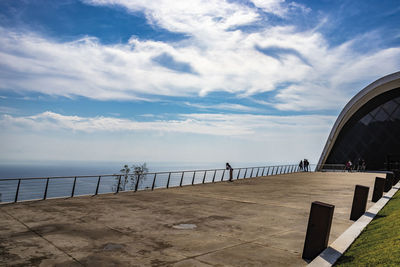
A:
326 88 400 170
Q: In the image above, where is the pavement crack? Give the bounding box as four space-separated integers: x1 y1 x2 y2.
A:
3 210 84 266
170 239 259 265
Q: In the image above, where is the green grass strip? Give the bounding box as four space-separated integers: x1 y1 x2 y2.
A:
335 190 400 266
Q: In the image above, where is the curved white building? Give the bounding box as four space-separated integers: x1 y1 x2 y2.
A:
318 72 400 170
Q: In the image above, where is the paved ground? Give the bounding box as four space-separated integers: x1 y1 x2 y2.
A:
0 171 382 266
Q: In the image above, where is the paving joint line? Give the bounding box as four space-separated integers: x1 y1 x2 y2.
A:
170 190 300 209
170 238 259 265
3 210 84 266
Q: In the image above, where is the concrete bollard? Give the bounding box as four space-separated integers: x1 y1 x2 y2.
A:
350 185 369 221
372 177 385 202
393 170 400 185
302 201 335 261
384 172 394 192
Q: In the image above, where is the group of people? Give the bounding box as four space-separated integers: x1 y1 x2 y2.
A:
345 158 366 172
298 159 310 172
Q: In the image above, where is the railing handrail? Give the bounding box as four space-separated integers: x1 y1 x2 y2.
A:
0 163 303 204
0 164 297 181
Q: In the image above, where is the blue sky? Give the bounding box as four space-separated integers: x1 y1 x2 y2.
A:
0 0 399 166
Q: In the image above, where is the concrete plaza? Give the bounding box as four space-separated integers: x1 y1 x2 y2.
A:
0 172 381 266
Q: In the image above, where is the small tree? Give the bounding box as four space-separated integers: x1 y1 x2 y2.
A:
130 163 149 190
113 163 149 192
113 164 130 192
120 164 131 191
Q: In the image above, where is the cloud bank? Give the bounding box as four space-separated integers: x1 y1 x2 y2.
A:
1 111 335 138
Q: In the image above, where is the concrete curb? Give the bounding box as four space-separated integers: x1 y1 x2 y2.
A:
308 182 400 267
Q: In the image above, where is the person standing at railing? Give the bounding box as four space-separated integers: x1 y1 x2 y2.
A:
299 160 303 171
226 163 233 182
304 159 309 172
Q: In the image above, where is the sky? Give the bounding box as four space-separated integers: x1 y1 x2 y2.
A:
0 0 399 166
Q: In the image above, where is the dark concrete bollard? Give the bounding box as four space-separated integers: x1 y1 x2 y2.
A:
302 201 335 261
350 185 369 221
393 170 400 185
384 172 394 192
372 177 385 202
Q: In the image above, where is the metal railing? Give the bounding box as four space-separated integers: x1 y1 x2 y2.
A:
0 164 301 204
312 164 347 172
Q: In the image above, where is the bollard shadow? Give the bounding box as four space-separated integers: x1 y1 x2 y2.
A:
364 211 376 218
318 246 342 265
364 212 386 220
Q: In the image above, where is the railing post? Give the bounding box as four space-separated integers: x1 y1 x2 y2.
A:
43 178 50 200
261 167 265 176
243 168 248 178
256 168 260 177
202 171 207 184
14 179 21 203
135 175 140 192
192 171 196 185
275 166 279 175
212 170 216 182
266 167 270 175
71 177 77 197
237 168 241 179
221 170 225 181
166 172 172 188
95 176 101 195
152 173 157 190
116 175 122 193
180 172 185 186
250 168 254 178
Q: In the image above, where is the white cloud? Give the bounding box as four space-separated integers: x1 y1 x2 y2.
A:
85 0 259 34
185 102 261 112
1 111 335 138
0 1 399 112
250 0 310 17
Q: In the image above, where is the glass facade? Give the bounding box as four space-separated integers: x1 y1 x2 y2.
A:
326 88 400 170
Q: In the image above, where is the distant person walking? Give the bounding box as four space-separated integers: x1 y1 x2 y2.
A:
357 158 362 172
345 160 352 172
226 163 233 182
299 160 303 171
